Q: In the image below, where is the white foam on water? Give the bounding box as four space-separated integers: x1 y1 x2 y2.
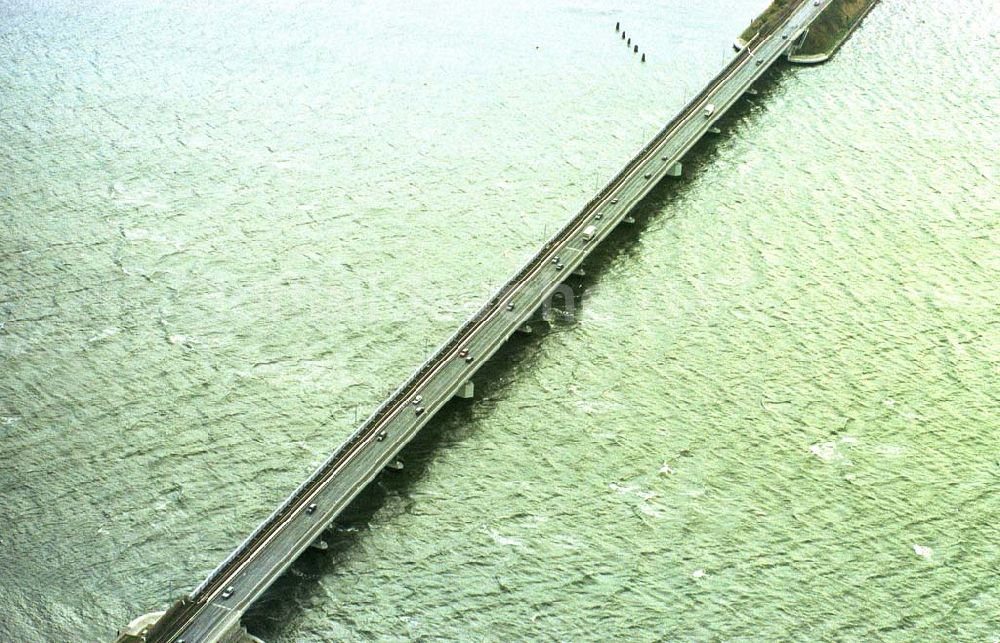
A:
87 327 119 343
809 442 838 461
487 529 524 548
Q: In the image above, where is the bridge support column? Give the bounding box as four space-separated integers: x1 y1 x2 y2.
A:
220 623 266 643
667 162 682 177
787 28 809 57
456 380 474 399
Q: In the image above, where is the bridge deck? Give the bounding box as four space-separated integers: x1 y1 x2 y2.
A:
135 1 830 640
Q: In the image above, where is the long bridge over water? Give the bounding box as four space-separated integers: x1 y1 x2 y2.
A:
117 1 832 640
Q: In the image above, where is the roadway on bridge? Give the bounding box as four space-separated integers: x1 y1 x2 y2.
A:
136 1 829 641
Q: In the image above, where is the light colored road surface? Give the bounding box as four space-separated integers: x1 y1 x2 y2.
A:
127 1 831 641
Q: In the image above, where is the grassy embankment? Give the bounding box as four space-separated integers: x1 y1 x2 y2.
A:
737 0 879 62
736 0 796 47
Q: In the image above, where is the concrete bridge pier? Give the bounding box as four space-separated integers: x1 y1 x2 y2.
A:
221 625 266 643
786 27 809 57
455 380 475 399
667 161 683 177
